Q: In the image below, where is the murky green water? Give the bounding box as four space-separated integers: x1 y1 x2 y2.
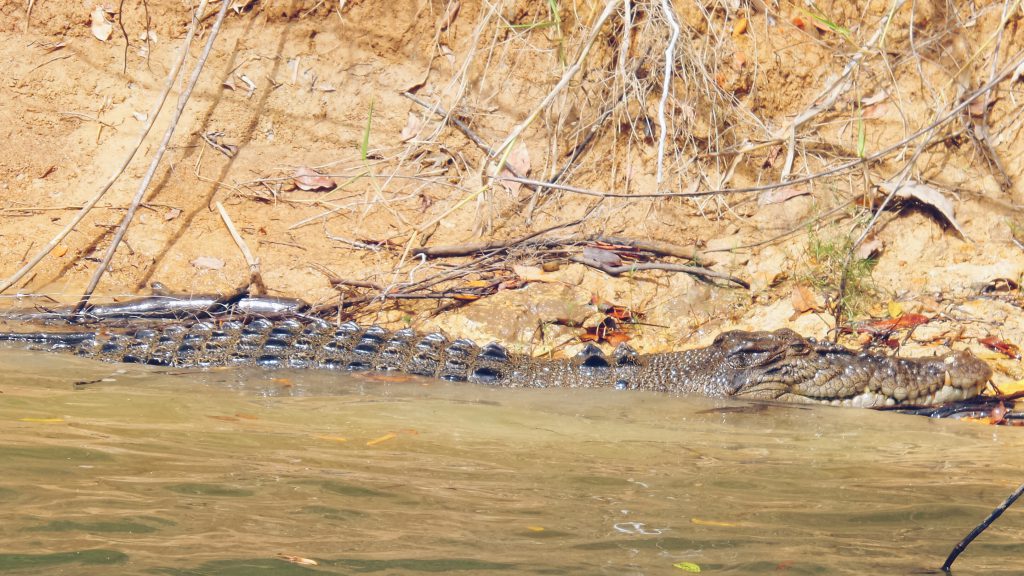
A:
0 348 1022 575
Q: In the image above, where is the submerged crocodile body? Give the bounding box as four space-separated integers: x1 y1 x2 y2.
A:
0 317 991 408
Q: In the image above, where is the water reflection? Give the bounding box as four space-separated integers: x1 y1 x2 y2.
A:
0 349 1021 575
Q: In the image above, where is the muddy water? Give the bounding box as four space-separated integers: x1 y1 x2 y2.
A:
0 348 1022 575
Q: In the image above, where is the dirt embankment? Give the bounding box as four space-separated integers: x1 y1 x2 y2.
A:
1 1 1023 382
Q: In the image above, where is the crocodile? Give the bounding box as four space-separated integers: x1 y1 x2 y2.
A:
0 316 992 408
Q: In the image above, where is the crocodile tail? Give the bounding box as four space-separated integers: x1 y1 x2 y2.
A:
0 318 520 385
0 331 97 346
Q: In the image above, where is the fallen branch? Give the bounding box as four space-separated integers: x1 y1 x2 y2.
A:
216 202 267 296
941 483 1024 572
570 256 748 288
412 219 584 257
413 231 705 263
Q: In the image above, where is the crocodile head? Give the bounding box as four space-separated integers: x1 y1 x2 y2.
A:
712 329 991 407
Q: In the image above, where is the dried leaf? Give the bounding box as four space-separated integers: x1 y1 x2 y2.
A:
860 313 930 333
165 208 181 221
292 166 337 192
190 256 225 270
854 237 883 260
887 301 903 318
879 179 968 238
861 90 889 106
979 336 1021 359
862 101 889 119
673 561 702 572
54 245 68 257
400 112 423 142
604 305 635 322
967 98 989 117
90 6 113 42
757 186 808 206
366 432 397 446
732 17 748 36
277 554 318 567
497 142 531 194
604 331 632 346
582 246 623 267
790 285 821 314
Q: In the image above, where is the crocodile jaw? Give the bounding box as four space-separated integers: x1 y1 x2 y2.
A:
731 349 992 408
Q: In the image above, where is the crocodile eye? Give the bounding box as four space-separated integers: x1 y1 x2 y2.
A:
787 341 810 355
726 347 774 368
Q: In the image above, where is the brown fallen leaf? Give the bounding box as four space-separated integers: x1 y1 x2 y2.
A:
854 237 883 260
878 179 968 238
292 166 337 192
579 316 630 345
858 313 930 334
496 142 530 194
757 186 808 206
790 285 822 315
604 331 632 346
399 111 423 142
979 336 1021 359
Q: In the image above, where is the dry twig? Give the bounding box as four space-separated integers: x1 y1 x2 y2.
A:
216 202 267 295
